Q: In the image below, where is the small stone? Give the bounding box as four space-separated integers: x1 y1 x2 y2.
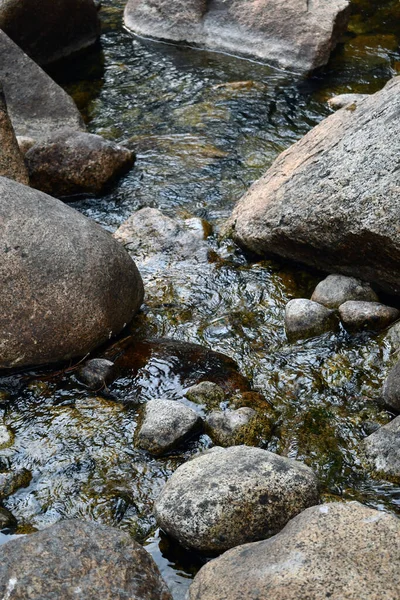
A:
0 469 32 501
205 407 272 447
0 507 17 532
339 301 399 331
184 381 225 409
311 274 378 308
361 416 400 483
327 93 369 109
284 299 339 341
135 399 202 456
382 360 400 412
77 358 115 390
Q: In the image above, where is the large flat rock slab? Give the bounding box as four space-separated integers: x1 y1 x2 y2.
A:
229 76 400 295
124 0 350 74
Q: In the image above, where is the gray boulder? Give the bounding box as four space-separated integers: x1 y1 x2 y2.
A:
0 0 100 66
311 274 378 308
339 301 399 332
0 30 84 142
327 93 369 109
228 77 400 296
26 129 135 198
0 85 29 184
135 399 202 456
0 520 172 600
382 360 400 412
188 502 400 600
0 177 144 369
284 299 339 341
154 445 319 554
124 0 350 74
361 416 400 483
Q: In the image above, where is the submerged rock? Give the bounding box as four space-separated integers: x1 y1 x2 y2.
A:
124 0 350 74
184 381 225 409
77 359 115 390
228 77 400 296
0 507 17 532
154 445 319 554
0 85 29 185
0 30 84 142
339 301 399 332
327 93 369 109
284 299 339 341
135 399 202 456
0 0 100 66
26 129 135 198
361 416 400 483
382 360 400 412
0 520 172 600
311 274 378 308
0 177 144 369
205 407 272 447
0 469 31 500
188 502 400 600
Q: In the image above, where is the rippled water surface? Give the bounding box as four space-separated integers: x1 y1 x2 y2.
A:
1 1 400 598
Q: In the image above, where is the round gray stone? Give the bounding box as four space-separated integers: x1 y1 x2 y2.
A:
284 298 339 341
311 274 378 308
339 301 399 332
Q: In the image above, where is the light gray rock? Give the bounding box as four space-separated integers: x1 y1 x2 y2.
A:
205 408 273 447
154 445 320 554
0 0 100 66
362 416 400 483
124 0 350 74
382 360 400 412
339 301 399 332
327 93 369 109
26 128 135 198
188 502 400 600
0 177 144 369
0 85 29 184
0 520 172 600
77 359 115 390
284 299 339 341
384 320 400 351
184 381 225 410
135 399 202 456
311 274 378 308
0 30 84 143
228 77 400 296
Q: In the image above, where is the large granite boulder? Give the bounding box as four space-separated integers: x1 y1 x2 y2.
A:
0 0 100 66
228 76 400 296
0 30 84 142
154 445 319 554
188 502 400 600
0 85 29 184
0 177 144 369
0 520 172 599
124 0 350 74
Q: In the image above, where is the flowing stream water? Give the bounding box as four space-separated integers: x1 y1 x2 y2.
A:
1 1 400 598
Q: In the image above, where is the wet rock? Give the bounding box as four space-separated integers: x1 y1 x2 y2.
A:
0 469 32 500
26 128 135 198
0 519 172 600
124 0 350 74
77 359 115 390
284 299 339 341
135 399 202 456
154 445 319 554
0 507 17 533
0 177 144 369
0 0 100 66
0 30 84 142
184 381 225 409
382 360 400 412
228 77 400 296
311 274 378 308
339 301 399 332
361 416 400 483
384 320 400 350
0 85 29 184
188 502 400 600
205 407 272 447
327 93 369 109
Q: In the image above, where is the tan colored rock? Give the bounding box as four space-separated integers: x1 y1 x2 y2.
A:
0 86 29 184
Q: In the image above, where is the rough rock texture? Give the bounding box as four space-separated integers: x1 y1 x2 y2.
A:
0 0 100 66
184 381 225 409
0 520 172 600
188 502 400 600
311 274 378 308
362 416 400 483
327 93 369 109
0 86 29 184
284 299 339 341
0 177 144 369
26 129 135 197
205 407 265 447
155 445 319 554
77 359 115 390
135 399 202 456
124 0 350 74
0 30 84 142
383 360 400 412
339 301 399 332
229 77 400 296
0 469 31 500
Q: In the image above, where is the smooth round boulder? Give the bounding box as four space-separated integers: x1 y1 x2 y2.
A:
284 298 339 341
188 502 400 600
311 274 378 308
0 519 172 600
339 301 399 332
361 416 400 483
154 445 320 554
383 360 400 412
0 177 144 369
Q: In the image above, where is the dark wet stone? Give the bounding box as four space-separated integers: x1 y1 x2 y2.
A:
383 360 400 412
0 507 17 532
0 469 32 501
361 416 400 483
77 359 115 390
339 301 399 332
311 274 378 308
284 299 339 341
